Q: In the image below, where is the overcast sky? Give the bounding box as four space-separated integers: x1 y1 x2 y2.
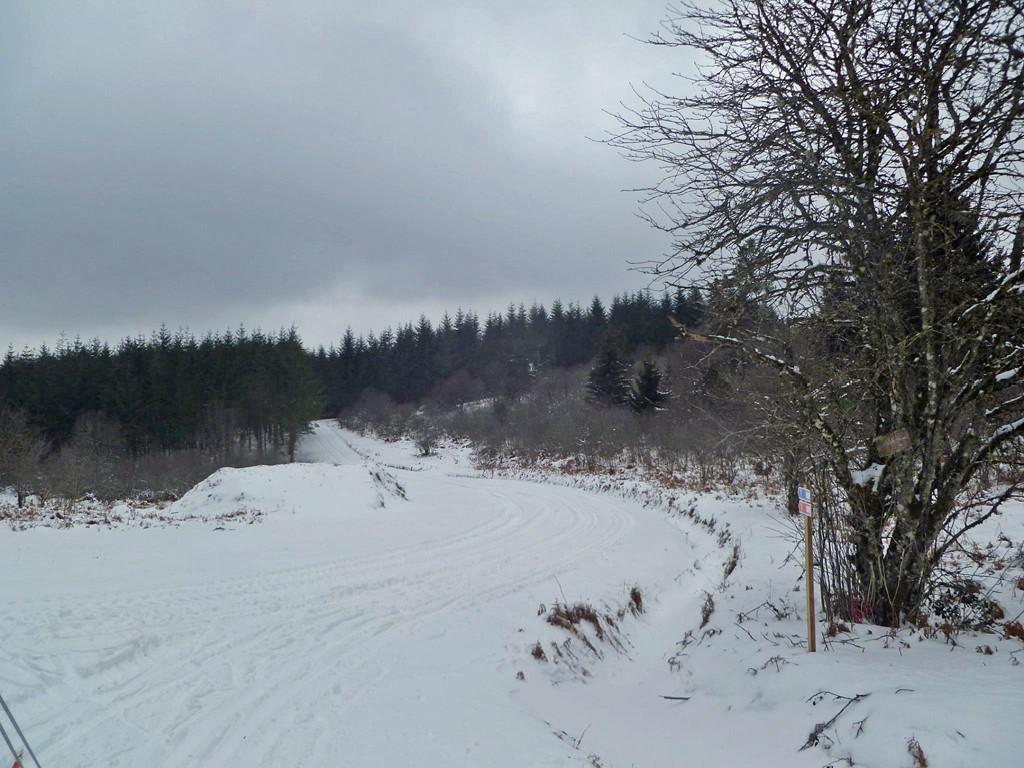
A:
1 0 679 351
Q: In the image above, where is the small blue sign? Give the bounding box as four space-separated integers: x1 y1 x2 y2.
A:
797 486 812 502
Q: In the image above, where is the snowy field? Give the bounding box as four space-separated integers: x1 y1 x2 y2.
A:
1 420 1021 766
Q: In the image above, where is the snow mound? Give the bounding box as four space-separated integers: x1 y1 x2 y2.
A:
170 462 398 523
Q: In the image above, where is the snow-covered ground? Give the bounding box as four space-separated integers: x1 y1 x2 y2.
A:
0 420 1021 766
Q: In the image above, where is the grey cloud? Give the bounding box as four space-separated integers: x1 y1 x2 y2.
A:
0 0 672 348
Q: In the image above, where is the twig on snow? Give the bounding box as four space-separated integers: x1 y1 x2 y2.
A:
799 691 871 751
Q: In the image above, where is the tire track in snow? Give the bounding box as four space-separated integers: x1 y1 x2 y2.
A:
142 486 630 765
0 424 642 767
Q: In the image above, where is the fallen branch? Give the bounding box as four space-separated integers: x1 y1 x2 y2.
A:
799 691 871 751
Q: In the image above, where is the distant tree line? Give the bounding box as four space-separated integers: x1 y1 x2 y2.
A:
0 288 708 502
0 327 322 503
1 326 322 459
314 288 704 414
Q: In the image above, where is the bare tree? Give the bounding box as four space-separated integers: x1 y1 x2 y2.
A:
0 406 47 507
613 0 1024 624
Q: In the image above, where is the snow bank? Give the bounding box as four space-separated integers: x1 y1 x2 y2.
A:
169 462 396 522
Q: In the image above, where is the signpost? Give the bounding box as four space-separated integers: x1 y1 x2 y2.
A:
798 486 816 653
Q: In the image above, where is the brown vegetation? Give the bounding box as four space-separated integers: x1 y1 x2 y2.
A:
907 737 928 767
700 592 715 629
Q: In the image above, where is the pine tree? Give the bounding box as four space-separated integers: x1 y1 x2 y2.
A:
686 287 705 328
275 328 322 462
630 359 671 412
586 331 632 407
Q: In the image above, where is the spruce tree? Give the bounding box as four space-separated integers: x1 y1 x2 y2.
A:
586 330 632 407
630 359 671 412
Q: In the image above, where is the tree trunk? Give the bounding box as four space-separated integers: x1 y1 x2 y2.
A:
846 486 887 623
287 423 298 463
782 451 800 517
846 484 949 626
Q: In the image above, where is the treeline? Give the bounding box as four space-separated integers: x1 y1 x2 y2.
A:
1 287 714 503
333 281 791 501
3 288 705 462
1 326 321 459
0 327 321 503
314 288 705 414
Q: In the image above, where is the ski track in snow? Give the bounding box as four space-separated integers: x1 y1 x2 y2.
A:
0 421 674 767
3 421 1022 766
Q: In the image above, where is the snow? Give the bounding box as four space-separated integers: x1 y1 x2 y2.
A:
0 420 1021 767
991 415 1024 441
851 462 885 490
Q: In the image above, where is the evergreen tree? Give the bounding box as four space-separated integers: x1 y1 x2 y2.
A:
630 359 671 412
586 330 632 407
686 287 706 328
275 328 322 461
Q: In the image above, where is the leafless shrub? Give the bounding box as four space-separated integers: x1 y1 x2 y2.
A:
433 370 486 409
339 390 417 441
0 405 48 506
411 417 440 457
15 408 287 509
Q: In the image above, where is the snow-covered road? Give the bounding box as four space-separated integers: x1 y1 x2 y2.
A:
4 421 1022 766
0 421 695 766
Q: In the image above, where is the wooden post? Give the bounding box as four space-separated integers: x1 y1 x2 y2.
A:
804 513 816 652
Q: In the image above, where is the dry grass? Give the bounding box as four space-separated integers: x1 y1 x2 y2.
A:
700 592 715 629
722 544 740 581
536 586 646 666
547 602 606 642
1004 620 1024 642
531 641 548 662
907 736 928 767
826 620 851 637
629 586 644 616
